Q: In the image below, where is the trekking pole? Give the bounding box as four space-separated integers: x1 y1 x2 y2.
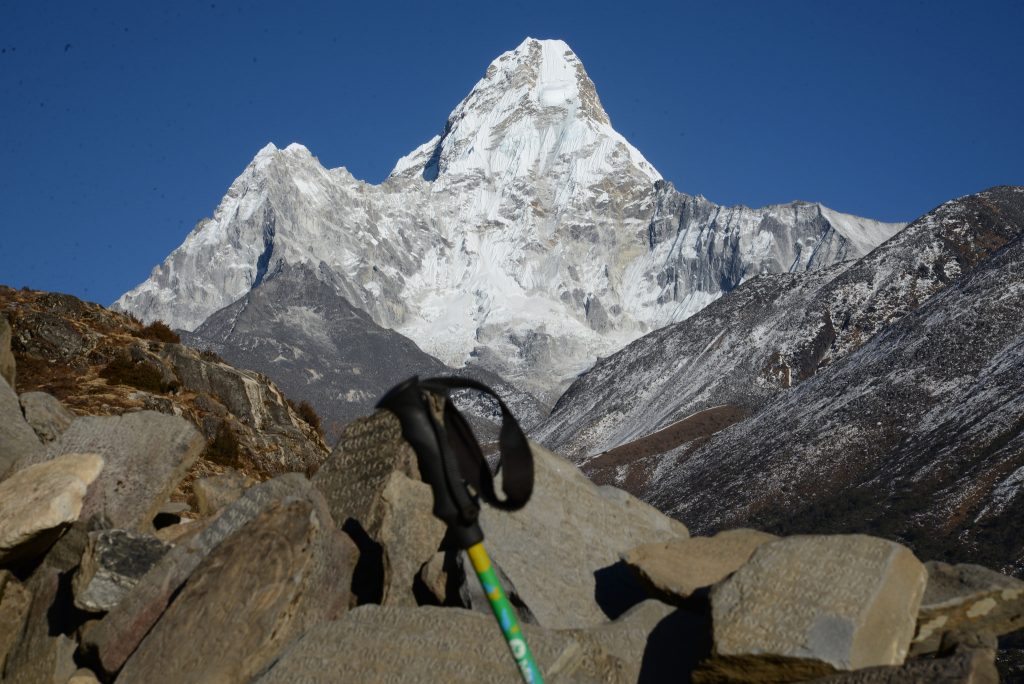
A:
378 376 544 684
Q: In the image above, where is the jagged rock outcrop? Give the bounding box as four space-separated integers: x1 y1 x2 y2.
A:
0 285 329 485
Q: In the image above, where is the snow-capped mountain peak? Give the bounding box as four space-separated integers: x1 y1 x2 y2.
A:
115 38 903 405
390 37 660 187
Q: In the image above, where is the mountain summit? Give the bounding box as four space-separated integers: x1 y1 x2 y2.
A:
116 38 901 405
391 38 660 188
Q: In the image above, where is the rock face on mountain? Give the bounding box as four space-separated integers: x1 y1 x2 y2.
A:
538 187 1024 458
654 207 1024 575
536 186 1024 576
115 38 900 405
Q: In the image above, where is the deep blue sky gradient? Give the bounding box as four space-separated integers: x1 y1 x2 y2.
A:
2 0 1022 305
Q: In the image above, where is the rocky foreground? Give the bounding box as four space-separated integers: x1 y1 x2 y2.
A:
1 318 1023 682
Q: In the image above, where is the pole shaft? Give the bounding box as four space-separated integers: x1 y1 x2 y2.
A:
466 543 544 684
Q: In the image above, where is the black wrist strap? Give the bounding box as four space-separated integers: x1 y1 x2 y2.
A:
376 375 534 548
420 376 534 512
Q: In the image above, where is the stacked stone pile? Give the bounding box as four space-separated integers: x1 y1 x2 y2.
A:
1 325 1021 683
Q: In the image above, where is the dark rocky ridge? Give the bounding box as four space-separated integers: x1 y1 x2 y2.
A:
182 262 549 442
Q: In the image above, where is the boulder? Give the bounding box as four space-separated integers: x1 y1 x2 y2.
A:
313 410 446 606
80 473 332 676
45 411 204 530
623 528 777 602
1 568 79 684
0 453 104 567
18 391 75 444
699 535 927 683
117 498 356 684
911 561 1024 655
73 529 172 613
0 571 32 676
161 345 292 433
475 444 688 628
0 315 14 389
0 375 44 480
192 468 253 517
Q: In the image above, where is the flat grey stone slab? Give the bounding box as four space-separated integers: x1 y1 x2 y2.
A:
703 535 927 682
256 602 692 684
46 411 204 530
477 442 688 629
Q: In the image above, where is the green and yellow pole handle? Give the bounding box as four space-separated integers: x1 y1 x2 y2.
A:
378 376 544 684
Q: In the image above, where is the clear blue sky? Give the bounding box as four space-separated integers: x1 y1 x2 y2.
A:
2 0 1022 306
